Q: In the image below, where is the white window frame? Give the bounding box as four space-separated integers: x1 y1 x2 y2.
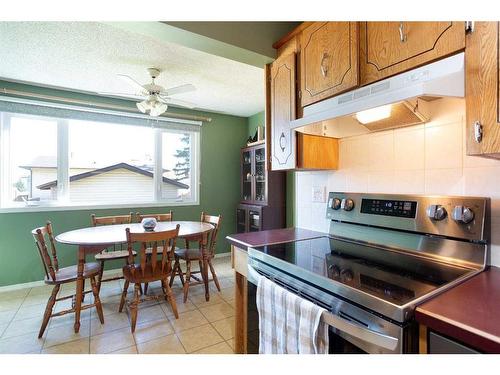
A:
0 111 201 213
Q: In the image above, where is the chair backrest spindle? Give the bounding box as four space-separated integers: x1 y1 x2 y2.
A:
32 222 59 282
126 225 180 276
91 213 132 251
200 212 223 257
135 211 173 223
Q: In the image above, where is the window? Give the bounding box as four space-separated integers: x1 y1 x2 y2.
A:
0 108 200 210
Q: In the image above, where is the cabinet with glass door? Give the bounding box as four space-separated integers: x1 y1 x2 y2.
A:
238 143 285 233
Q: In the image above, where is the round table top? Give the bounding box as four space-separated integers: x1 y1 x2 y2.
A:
55 221 214 246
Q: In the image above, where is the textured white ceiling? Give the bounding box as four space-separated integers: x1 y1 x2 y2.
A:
0 22 265 117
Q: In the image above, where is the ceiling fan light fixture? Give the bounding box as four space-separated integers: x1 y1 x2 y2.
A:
136 100 149 113
149 101 168 117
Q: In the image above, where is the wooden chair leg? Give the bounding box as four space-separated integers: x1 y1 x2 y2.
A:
119 279 129 313
208 259 221 292
38 284 60 338
177 261 185 285
130 283 141 333
90 276 104 324
162 278 179 319
183 260 191 303
97 260 105 293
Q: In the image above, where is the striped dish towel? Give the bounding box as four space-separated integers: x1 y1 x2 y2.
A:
255 274 329 354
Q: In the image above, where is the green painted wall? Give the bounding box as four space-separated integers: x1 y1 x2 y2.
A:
247 111 265 138
0 80 248 287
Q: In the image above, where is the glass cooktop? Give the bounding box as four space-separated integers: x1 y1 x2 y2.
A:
251 236 472 306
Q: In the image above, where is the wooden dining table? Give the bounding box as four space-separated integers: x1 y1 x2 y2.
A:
55 220 214 333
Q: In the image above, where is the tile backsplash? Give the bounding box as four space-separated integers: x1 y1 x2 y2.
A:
294 98 500 266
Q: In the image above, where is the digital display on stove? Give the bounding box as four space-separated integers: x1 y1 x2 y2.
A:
360 199 417 218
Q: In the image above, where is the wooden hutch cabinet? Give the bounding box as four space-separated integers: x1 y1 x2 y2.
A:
237 142 285 233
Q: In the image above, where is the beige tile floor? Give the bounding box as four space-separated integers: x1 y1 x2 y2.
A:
0 257 236 354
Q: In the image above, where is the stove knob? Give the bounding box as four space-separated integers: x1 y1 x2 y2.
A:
452 206 475 224
340 269 354 282
341 198 355 211
331 198 342 210
426 205 447 221
328 264 340 278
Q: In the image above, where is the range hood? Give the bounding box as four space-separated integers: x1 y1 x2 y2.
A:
291 52 465 137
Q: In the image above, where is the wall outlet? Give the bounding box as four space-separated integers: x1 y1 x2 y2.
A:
312 186 326 203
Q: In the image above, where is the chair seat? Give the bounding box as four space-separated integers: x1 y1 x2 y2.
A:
174 248 203 260
122 261 171 283
45 262 101 285
95 250 136 260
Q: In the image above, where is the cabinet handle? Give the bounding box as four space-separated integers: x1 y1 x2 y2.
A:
399 22 407 43
320 52 329 77
279 132 287 152
474 121 483 143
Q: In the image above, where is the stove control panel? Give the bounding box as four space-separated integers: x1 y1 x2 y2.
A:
326 192 489 242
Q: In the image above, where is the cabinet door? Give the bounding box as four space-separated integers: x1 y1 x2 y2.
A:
241 148 254 203
270 53 296 171
300 22 359 107
360 22 465 85
466 22 500 158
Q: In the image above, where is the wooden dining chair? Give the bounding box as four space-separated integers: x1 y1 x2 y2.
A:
91 213 133 292
136 211 173 295
32 222 104 338
119 225 180 333
170 212 223 302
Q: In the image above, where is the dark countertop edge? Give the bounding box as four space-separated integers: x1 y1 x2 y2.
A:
225 227 328 250
415 266 500 354
415 308 500 353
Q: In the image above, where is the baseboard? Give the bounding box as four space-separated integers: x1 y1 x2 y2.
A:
0 251 232 293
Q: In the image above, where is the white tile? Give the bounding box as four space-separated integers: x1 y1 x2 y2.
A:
310 202 329 232
295 204 312 230
394 126 425 170
489 217 500 266
367 170 395 194
327 170 347 191
425 122 462 170
345 170 368 192
295 171 312 205
393 170 425 194
342 136 370 170
424 169 464 196
368 131 394 171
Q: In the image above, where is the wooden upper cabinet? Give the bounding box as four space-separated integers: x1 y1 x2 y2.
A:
299 22 359 107
466 22 500 158
269 51 297 171
360 22 465 85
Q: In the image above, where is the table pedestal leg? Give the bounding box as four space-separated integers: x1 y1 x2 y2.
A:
74 247 85 333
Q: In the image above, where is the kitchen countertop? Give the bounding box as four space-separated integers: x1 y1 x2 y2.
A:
226 227 327 250
415 266 500 353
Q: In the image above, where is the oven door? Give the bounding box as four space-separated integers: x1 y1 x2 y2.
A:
247 259 407 354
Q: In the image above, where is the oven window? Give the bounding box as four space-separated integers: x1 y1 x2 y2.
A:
329 329 367 354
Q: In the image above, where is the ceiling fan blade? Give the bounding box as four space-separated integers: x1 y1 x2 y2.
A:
160 83 196 96
97 91 145 98
117 74 148 95
159 96 196 109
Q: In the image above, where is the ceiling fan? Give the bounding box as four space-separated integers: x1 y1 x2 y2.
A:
98 68 197 117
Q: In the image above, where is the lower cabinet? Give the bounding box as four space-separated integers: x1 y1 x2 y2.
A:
237 204 285 234
428 332 480 354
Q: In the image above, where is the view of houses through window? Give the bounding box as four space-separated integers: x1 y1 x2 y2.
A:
0 112 198 208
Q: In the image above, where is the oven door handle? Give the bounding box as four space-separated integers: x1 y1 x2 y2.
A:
248 263 399 351
323 311 399 351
